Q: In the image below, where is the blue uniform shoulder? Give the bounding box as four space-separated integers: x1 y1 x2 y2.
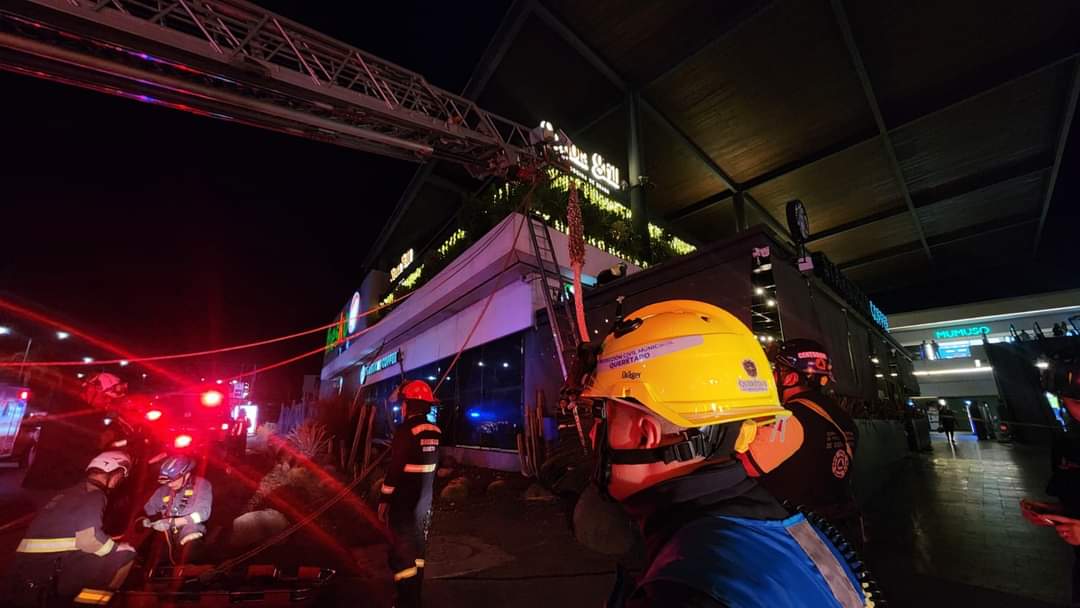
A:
639 513 864 608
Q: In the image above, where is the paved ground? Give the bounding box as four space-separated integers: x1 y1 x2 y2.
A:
0 432 1075 606
865 433 1073 607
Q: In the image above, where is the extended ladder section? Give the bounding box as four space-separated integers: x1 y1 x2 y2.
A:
0 0 540 175
525 214 579 381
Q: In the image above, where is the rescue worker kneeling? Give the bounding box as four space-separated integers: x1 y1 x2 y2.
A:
7 451 137 607
378 379 441 608
582 300 870 607
139 455 212 564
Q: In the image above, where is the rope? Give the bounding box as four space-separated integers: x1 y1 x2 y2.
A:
433 183 538 394
0 293 414 368
205 449 389 577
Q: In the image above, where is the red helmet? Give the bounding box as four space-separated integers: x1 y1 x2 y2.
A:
400 380 437 403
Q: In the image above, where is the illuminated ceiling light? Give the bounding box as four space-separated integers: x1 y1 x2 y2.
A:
427 376 436 381
874 373 884 378
871 357 880 364
913 367 993 376
0 326 10 335
82 356 94 363
56 331 70 340
1036 360 1050 370
890 373 898 377
216 379 223 385
76 372 85 379
119 360 129 367
766 299 777 307
974 359 982 368
502 362 510 368
141 373 148 379
478 361 484 367
754 287 764 296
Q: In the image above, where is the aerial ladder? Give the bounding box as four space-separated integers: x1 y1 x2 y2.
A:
0 0 584 375
0 0 582 364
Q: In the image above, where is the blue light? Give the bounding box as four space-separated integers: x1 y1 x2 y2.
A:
392 405 400 412
427 376 436 381
469 411 480 418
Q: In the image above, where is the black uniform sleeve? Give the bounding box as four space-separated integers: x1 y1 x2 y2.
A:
626 581 728 608
379 423 414 504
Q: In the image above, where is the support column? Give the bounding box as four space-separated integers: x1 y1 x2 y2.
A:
627 92 651 260
733 192 748 232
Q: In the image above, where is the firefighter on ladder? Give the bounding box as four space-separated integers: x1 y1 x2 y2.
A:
576 300 873 607
378 379 441 608
6 451 137 607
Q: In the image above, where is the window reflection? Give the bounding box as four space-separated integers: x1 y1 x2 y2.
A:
359 332 524 450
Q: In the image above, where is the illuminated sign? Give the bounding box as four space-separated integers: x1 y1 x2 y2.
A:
390 249 414 282
347 292 361 333
359 350 400 385
935 326 990 340
870 302 889 331
542 120 623 194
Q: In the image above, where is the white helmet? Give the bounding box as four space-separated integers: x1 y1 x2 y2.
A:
86 451 132 477
82 373 128 406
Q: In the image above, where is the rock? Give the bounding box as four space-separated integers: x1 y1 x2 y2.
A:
230 509 289 549
486 479 511 495
524 483 556 502
436 466 455 479
572 485 637 555
440 478 469 502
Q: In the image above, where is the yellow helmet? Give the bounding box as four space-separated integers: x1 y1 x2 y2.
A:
582 300 785 428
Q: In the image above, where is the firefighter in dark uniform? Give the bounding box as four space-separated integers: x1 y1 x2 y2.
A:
1022 360 1080 604
6 451 137 607
747 340 860 542
140 455 212 564
378 379 441 608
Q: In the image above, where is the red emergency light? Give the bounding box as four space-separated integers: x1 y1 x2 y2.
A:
174 434 193 448
19 390 29 400
201 390 223 407
145 409 162 421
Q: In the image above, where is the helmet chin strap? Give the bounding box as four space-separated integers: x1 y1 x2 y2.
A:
593 421 728 501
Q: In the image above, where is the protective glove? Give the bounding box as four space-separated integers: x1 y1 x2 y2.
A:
151 519 172 532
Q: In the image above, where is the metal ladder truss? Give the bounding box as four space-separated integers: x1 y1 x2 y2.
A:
0 0 541 175
525 213 579 381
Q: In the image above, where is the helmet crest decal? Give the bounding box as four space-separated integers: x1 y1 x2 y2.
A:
596 335 703 372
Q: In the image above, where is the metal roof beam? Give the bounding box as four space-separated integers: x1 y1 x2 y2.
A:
532 3 627 93
361 0 533 271
741 52 1080 193
830 0 931 262
1032 58 1080 257
808 160 1052 242
839 214 1039 272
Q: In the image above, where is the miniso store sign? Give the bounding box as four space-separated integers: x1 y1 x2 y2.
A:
540 120 624 196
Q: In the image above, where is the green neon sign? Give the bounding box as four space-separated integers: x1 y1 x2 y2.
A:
934 325 990 340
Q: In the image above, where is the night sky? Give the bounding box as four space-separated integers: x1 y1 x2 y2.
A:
0 1 1077 400
0 2 509 400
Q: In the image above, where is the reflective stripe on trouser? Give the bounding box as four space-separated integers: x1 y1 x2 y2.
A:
8 544 136 603
16 537 79 553
389 514 429 608
73 588 113 605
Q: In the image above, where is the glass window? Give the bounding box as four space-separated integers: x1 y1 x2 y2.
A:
358 331 525 450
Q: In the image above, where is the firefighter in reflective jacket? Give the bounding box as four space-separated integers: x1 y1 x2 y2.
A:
7 451 137 607
378 379 441 608
140 455 212 563
749 339 860 541
578 301 872 607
